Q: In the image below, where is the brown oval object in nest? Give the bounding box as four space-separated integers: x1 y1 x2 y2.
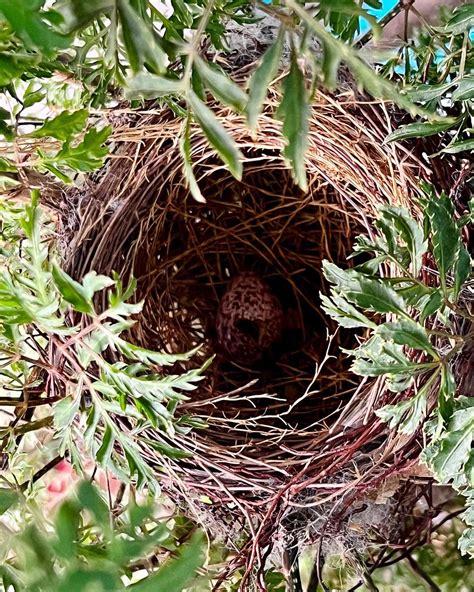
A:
216 272 283 365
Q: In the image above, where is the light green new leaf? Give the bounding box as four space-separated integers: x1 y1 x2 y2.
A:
385 118 456 143
458 527 474 558
378 320 437 357
276 55 309 191
82 271 115 300
247 29 284 131
52 264 94 314
188 91 243 180
31 109 89 142
195 57 247 113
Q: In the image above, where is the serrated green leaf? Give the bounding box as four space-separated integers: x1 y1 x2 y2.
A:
31 109 89 141
376 387 428 434
458 527 474 558
188 90 243 179
321 38 342 90
352 357 434 377
276 54 309 191
380 206 427 276
82 271 115 300
346 276 407 315
195 57 247 113
246 29 284 131
320 292 377 329
49 125 111 174
385 118 456 143
378 320 436 357
426 194 461 294
52 264 94 314
438 364 456 423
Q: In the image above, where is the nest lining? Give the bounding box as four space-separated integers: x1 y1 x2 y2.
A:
56 84 438 582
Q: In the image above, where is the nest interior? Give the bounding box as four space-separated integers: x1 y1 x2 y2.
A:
58 85 437 578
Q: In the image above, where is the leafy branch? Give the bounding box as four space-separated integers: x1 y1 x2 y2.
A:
0 193 206 490
322 186 474 557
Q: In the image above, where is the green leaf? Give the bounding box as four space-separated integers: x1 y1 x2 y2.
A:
420 290 443 323
117 0 168 74
452 76 474 101
0 157 17 173
320 292 377 329
345 276 407 315
426 194 461 293
405 81 455 103
195 57 247 113
0 488 19 514
0 0 70 53
54 499 81 559
48 125 111 173
82 271 115 300
438 364 455 423
440 3 474 35
96 424 115 465
31 109 89 141
246 29 284 131
77 481 110 529
321 38 342 90
385 118 456 143
377 320 436 357
429 418 474 483
57 569 122 592
442 138 474 154
454 246 472 299
458 528 474 558
376 386 428 434
130 531 204 592
126 73 184 99
180 118 205 203
188 90 243 180
52 263 94 314
380 206 427 276
275 54 309 191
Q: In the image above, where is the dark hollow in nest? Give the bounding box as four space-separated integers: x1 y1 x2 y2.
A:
58 86 438 583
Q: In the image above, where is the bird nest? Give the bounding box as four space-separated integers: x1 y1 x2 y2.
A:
56 84 440 587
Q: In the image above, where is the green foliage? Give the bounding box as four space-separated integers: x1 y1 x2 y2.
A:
383 3 474 154
0 0 446 197
0 195 206 490
322 187 474 557
0 480 205 591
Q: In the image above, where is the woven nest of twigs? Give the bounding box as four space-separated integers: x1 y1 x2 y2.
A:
55 78 447 587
